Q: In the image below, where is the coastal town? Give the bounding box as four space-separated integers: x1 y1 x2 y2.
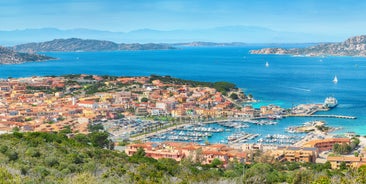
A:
0 74 364 170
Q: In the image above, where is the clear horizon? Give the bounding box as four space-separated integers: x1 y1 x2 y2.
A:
1 0 366 43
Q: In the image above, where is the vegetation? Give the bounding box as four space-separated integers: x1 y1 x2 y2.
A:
0 132 366 183
316 125 330 132
332 138 360 155
150 75 237 93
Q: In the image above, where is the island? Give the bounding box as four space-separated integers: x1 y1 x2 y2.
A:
0 46 53 64
11 38 176 52
250 35 366 57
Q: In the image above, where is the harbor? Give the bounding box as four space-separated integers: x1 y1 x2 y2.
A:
147 119 306 146
123 96 358 146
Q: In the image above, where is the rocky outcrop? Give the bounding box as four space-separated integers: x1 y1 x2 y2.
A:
12 38 175 52
250 35 366 56
0 46 53 64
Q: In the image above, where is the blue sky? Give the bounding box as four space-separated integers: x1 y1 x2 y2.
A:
1 0 365 42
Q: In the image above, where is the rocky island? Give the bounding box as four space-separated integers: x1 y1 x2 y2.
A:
250 35 366 57
11 38 175 52
0 46 53 64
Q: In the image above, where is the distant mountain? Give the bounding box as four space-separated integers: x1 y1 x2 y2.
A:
11 38 175 52
250 35 366 57
0 46 53 64
0 26 348 46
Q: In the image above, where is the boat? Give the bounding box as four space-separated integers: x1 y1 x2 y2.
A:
333 75 338 83
323 97 338 108
265 61 269 67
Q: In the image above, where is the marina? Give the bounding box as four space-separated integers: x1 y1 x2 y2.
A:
147 119 306 145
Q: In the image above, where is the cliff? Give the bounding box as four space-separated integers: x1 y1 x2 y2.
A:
0 46 53 64
11 38 175 52
250 35 366 56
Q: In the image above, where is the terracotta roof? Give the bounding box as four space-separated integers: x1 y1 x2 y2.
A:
327 156 363 162
304 138 350 147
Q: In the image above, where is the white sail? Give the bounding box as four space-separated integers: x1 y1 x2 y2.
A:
265 61 269 67
333 75 338 83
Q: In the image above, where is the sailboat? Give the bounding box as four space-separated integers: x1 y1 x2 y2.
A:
265 61 269 67
333 75 338 84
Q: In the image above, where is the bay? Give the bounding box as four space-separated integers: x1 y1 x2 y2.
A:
1 45 365 136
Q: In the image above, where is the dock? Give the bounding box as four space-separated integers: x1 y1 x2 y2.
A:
289 114 356 119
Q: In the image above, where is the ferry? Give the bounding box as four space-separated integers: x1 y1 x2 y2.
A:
323 97 338 108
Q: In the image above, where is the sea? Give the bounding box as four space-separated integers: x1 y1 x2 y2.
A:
1 45 365 143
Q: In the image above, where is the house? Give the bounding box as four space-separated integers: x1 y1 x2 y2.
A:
125 142 248 165
327 156 366 169
271 146 318 163
303 138 350 152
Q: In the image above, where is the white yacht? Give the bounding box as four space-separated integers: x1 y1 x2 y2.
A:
333 75 338 84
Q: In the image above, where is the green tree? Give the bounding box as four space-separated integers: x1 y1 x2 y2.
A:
141 97 148 102
210 158 223 168
229 93 239 100
339 161 347 170
89 132 110 149
74 134 90 144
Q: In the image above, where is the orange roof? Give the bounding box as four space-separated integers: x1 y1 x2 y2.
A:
78 101 95 105
327 156 363 162
304 138 350 147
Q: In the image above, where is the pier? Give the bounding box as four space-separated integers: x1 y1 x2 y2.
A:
289 114 356 119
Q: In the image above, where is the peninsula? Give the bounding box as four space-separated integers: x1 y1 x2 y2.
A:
11 38 175 52
250 35 366 57
0 46 53 64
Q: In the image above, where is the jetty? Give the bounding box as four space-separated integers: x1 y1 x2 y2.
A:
289 114 356 119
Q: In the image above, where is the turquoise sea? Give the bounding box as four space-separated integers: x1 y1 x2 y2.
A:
1 45 365 138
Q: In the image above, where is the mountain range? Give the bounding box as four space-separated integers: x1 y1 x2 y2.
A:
0 26 348 46
11 38 175 52
250 35 366 57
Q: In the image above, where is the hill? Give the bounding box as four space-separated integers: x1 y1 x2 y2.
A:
0 46 53 64
0 27 345 46
0 131 365 183
250 35 366 56
11 38 175 52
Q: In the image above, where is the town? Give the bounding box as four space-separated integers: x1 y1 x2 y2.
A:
0 74 364 170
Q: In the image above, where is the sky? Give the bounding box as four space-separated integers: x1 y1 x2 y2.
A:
1 0 366 42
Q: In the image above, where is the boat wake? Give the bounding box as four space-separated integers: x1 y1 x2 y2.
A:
287 87 311 92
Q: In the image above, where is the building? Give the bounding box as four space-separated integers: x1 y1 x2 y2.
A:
303 138 350 152
271 146 318 163
327 156 366 169
125 142 248 165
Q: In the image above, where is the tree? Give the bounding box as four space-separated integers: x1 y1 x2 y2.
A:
60 125 72 134
74 134 90 144
333 143 352 154
230 93 239 100
339 162 347 170
141 97 148 102
12 127 20 132
134 147 146 158
210 158 223 168
89 132 110 148
88 124 104 132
